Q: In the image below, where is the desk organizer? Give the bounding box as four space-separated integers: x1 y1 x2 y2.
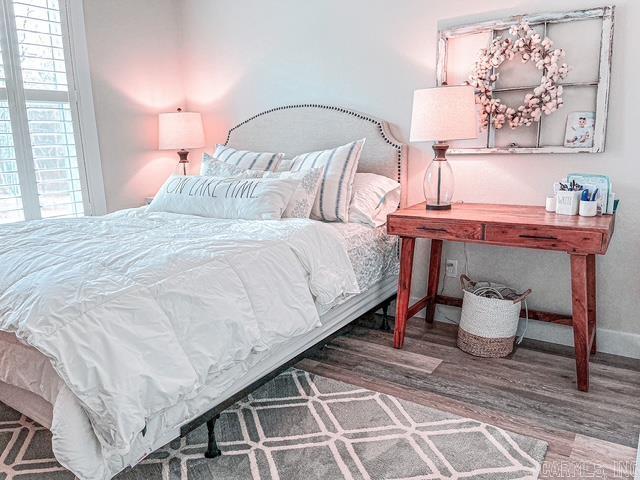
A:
556 190 582 215
579 200 598 217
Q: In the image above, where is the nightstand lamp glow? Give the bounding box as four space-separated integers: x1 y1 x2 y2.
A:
159 108 205 175
410 86 478 210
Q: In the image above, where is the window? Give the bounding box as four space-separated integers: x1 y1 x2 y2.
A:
0 0 102 223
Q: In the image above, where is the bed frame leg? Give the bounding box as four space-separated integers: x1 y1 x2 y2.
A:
380 298 393 331
204 415 222 459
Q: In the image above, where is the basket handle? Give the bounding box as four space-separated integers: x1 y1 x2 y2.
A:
511 289 532 304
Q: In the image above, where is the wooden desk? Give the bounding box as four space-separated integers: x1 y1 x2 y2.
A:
387 202 615 392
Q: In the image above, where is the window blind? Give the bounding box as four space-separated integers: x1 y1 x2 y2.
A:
0 0 87 223
0 100 23 222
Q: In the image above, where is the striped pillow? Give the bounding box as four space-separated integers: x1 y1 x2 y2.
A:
286 139 365 222
212 144 283 171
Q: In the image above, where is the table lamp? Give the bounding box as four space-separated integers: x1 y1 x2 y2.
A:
159 108 205 175
410 85 478 210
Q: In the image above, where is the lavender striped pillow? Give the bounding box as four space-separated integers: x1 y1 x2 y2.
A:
283 139 365 222
212 145 283 171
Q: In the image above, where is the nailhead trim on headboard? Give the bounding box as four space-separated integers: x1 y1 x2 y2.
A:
224 104 404 183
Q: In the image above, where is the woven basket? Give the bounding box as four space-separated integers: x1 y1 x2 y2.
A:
457 276 531 358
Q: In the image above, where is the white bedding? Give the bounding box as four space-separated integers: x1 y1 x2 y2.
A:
329 222 399 291
0 208 359 479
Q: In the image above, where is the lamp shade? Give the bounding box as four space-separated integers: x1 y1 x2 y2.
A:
410 86 478 142
158 109 205 150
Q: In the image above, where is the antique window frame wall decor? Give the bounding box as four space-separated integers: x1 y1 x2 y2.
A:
436 7 614 154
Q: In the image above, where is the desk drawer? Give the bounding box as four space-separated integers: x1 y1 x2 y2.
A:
485 224 603 253
388 217 483 241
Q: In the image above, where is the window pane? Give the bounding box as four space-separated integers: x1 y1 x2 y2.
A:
0 102 25 223
27 101 83 218
0 42 5 89
13 0 68 92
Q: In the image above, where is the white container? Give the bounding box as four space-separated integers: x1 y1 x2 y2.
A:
545 195 556 212
579 200 598 217
555 191 581 215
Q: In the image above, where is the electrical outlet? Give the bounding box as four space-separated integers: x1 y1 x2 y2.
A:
445 259 458 278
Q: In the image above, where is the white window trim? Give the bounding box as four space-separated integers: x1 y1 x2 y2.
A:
0 0 40 220
61 0 106 215
0 0 106 218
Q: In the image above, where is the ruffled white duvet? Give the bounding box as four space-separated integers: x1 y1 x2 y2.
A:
0 208 359 479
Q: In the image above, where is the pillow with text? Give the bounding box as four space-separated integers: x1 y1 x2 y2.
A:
147 175 299 220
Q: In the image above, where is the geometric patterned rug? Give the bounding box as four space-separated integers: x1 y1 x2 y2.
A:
0 369 547 480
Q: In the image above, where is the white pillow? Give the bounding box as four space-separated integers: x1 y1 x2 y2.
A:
348 173 401 227
147 175 299 220
283 139 365 222
242 167 324 219
212 145 283 171
200 153 254 177
199 155 323 219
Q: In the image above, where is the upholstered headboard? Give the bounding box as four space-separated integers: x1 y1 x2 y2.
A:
225 104 408 207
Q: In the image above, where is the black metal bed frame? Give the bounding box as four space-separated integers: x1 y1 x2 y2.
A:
178 294 396 458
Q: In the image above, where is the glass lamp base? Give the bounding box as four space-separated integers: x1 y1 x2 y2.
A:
423 143 455 211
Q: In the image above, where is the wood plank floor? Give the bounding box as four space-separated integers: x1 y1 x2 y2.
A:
297 314 640 479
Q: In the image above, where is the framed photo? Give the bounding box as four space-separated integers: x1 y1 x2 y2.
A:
564 112 595 148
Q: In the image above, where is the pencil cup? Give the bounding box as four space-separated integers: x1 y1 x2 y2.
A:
545 196 556 212
555 191 581 216
579 200 598 217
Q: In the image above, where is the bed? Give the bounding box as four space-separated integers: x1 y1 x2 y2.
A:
0 104 407 479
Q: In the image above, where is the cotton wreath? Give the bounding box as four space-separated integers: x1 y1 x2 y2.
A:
468 22 570 130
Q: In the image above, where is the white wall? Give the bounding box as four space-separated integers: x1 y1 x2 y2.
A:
178 0 640 356
82 0 185 212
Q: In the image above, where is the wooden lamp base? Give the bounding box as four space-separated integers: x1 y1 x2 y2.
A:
177 149 189 176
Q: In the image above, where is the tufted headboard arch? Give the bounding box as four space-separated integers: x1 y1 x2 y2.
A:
224 104 408 207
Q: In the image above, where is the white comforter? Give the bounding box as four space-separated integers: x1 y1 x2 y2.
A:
0 208 358 479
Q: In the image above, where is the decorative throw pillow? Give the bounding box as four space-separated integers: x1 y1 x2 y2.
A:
200 153 250 177
146 175 299 220
243 167 324 219
282 139 366 222
212 144 284 171
348 173 401 227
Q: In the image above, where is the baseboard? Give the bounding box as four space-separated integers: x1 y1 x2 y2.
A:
406 296 640 360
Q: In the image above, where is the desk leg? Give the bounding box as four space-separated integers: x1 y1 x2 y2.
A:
425 239 443 324
571 254 590 392
587 254 597 355
394 237 415 349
